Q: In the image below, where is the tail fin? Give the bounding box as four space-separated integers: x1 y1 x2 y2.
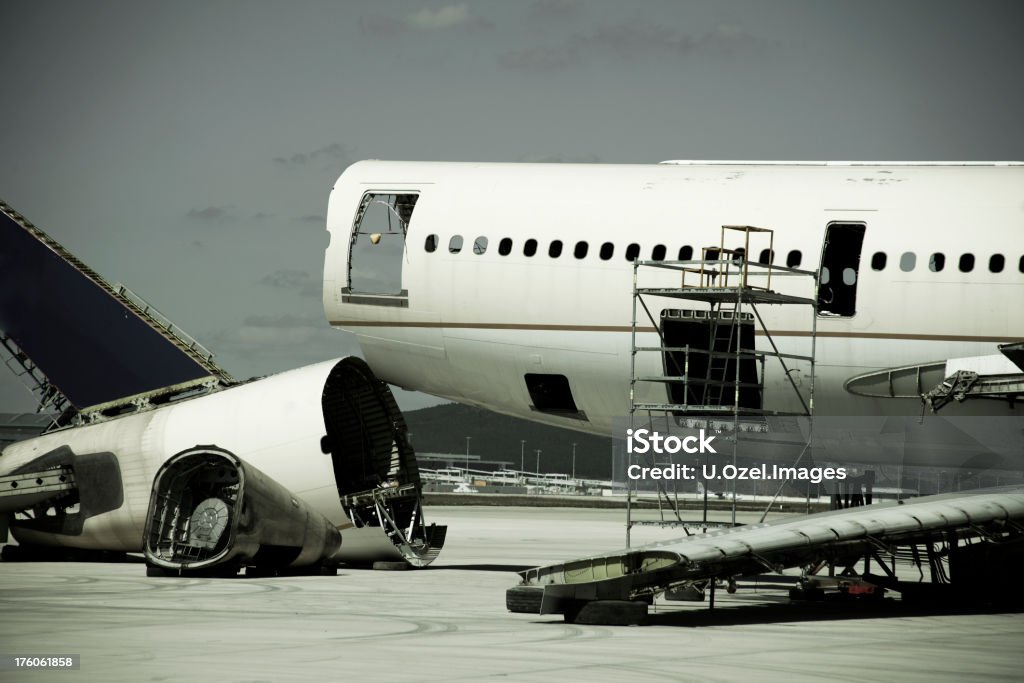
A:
0 200 233 415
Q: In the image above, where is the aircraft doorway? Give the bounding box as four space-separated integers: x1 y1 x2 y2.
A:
346 192 418 305
817 222 866 317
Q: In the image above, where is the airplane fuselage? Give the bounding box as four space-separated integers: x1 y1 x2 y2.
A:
324 161 1024 435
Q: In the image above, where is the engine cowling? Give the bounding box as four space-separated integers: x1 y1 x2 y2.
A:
144 446 343 574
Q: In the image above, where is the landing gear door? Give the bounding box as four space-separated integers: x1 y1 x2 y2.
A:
817 222 866 317
346 192 418 305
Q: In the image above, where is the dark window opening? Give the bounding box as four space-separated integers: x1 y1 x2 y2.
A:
424 234 438 253
348 192 419 297
989 254 1005 273
574 241 589 259
498 238 512 256
817 222 865 317
871 252 887 271
625 243 640 261
929 253 945 272
679 245 693 260
652 244 666 261
661 313 761 409
959 253 975 272
1019 255 1024 273
523 239 537 257
600 242 614 260
758 248 774 264
549 240 563 258
786 250 802 268
448 235 463 254
524 374 586 419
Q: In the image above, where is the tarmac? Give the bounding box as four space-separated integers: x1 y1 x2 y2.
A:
1 505 1023 682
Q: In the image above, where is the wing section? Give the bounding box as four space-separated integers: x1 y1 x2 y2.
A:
514 488 1024 621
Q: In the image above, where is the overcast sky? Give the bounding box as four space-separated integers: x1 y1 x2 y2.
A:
1 0 1022 413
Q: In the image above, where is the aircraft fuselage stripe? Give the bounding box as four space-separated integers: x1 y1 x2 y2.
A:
327 320 1020 343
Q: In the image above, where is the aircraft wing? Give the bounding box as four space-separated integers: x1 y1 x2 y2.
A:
516 488 1024 614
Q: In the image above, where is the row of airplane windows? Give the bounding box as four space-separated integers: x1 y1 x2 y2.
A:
423 234 1024 274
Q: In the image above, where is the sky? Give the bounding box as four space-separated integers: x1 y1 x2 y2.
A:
1 0 1022 412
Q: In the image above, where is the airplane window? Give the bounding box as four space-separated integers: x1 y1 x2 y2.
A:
678 245 693 260
899 252 916 272
786 250 802 268
1019 255 1024 273
600 242 614 260
625 243 640 261
871 252 887 270
959 253 975 272
523 239 537 257
449 235 463 254
424 234 438 253
549 240 563 258
842 267 857 285
929 253 945 272
820 266 830 284
498 238 513 256
652 244 666 261
758 248 774 264
989 254 1005 273
473 236 488 255
574 241 589 259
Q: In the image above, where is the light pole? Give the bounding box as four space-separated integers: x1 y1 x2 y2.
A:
465 436 471 473
535 449 541 475
572 442 577 480
520 440 525 472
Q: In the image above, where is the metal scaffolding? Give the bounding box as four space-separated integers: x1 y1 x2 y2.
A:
627 225 819 545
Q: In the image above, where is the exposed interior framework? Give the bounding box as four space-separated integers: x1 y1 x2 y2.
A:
321 357 446 567
144 447 344 574
146 450 240 566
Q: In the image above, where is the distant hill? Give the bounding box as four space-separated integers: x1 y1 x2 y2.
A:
403 403 613 479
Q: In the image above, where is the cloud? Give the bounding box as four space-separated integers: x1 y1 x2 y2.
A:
186 206 231 221
499 21 767 71
527 0 582 23
272 142 353 169
361 4 492 35
259 269 321 297
499 46 579 70
407 3 491 30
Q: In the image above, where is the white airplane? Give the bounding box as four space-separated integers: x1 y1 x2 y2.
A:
318 160 1024 621
323 160 1024 436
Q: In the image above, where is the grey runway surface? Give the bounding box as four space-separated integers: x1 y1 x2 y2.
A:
2 505 1022 682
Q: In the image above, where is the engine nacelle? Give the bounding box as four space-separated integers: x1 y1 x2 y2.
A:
144 447 343 574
